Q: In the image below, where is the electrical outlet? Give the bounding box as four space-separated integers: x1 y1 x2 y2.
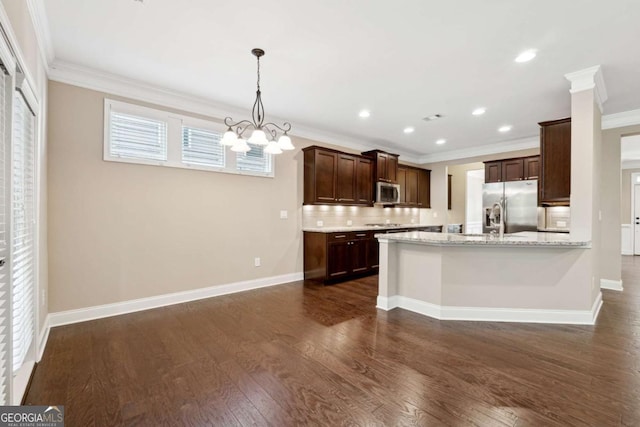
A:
347 220 353 226
254 257 261 267
280 210 288 219
316 220 323 227
410 218 415 224
385 219 391 224
433 212 438 218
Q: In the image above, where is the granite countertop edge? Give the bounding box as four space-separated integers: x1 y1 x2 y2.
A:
375 231 591 248
302 224 443 233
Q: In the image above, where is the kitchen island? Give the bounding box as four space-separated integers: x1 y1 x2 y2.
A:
376 231 601 324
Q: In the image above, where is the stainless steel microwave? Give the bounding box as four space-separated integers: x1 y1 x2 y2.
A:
376 182 401 204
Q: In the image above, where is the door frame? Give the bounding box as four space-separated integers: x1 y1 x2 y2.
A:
631 172 640 254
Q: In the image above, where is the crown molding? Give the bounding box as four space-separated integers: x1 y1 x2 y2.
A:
48 60 423 163
602 108 640 130
26 0 54 70
418 136 539 164
565 65 607 114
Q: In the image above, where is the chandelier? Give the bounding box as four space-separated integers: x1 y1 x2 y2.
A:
220 48 294 154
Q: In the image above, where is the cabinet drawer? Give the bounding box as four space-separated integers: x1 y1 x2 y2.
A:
328 233 351 241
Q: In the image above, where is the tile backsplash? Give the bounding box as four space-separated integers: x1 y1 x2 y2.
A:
302 205 421 228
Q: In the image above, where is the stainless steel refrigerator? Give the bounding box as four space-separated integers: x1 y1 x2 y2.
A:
482 180 538 234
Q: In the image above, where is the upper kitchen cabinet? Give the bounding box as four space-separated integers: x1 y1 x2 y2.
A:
303 146 374 206
397 164 431 208
362 150 399 183
484 155 540 183
539 118 571 206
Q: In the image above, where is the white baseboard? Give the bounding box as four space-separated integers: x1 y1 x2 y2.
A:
49 272 303 328
37 314 50 362
377 292 603 325
601 278 624 291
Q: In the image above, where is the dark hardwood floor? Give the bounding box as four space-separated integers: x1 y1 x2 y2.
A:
26 258 640 426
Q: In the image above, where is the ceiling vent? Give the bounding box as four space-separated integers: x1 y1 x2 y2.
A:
423 114 443 122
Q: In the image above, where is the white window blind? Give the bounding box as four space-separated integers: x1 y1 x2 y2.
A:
11 90 35 374
237 144 272 174
0 66 9 405
182 125 225 168
109 111 167 161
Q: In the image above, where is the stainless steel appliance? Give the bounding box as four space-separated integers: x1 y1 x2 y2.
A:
483 180 538 234
376 181 401 204
537 206 570 233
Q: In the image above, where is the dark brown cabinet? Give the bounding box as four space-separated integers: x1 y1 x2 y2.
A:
539 118 571 206
502 158 524 181
304 146 373 206
305 231 378 283
362 150 399 183
485 161 502 183
523 156 540 180
397 165 431 207
484 155 541 183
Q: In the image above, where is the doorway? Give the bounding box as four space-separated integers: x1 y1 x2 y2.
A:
465 169 484 234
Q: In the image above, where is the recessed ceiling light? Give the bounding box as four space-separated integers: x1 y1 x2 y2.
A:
472 108 486 116
435 139 446 145
358 110 370 118
515 49 537 63
403 127 415 134
498 125 512 133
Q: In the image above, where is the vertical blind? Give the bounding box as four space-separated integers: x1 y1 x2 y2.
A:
11 90 34 373
182 125 225 168
109 111 167 161
0 66 9 404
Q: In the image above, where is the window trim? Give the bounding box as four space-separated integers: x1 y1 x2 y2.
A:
103 99 275 178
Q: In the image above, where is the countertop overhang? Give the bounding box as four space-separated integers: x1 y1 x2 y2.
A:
302 224 442 233
375 231 590 248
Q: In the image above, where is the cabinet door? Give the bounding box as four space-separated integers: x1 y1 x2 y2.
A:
485 161 502 183
336 154 357 203
376 153 388 182
397 167 407 204
313 150 338 202
418 169 431 208
540 119 571 203
355 157 373 204
502 158 524 181
524 156 540 180
327 241 350 278
350 239 369 273
405 168 419 205
387 155 398 183
368 236 380 269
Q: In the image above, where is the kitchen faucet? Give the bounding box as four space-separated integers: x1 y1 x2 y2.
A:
490 201 505 238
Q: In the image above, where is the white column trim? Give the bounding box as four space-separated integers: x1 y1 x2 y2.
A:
565 65 608 113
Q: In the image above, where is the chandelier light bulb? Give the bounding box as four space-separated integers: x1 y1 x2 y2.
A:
277 134 294 150
230 138 251 153
220 129 238 146
248 129 269 146
264 139 283 155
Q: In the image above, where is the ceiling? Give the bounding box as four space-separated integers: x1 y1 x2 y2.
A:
41 0 640 159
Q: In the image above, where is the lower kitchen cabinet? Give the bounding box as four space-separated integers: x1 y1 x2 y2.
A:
304 231 378 283
304 226 443 284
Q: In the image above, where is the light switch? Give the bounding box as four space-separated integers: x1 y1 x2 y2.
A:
280 210 288 219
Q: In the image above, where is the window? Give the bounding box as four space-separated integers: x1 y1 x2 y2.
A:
182 125 224 168
104 99 274 177
109 112 167 161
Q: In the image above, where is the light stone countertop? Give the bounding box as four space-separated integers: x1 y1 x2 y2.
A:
375 231 591 248
302 224 442 233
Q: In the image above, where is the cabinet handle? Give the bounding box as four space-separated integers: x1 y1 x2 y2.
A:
356 233 366 237
335 235 346 238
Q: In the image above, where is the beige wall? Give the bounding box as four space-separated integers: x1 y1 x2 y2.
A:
446 162 484 225
48 81 326 312
621 168 640 223
1 0 49 331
